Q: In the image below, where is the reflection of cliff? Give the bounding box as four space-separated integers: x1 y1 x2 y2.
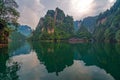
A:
0 47 20 80
32 42 120 79
74 43 120 80
32 42 74 76
8 42 32 57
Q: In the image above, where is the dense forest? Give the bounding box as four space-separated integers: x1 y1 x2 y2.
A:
32 8 74 40
75 0 120 42
1 0 120 43
94 0 120 42
0 0 19 44
32 0 120 43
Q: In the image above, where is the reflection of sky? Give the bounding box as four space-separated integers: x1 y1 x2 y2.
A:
11 52 115 80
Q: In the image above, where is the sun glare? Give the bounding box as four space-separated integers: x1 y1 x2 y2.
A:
109 0 115 3
71 0 94 13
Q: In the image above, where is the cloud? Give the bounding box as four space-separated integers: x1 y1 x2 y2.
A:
16 56 115 80
91 0 116 15
16 0 116 29
56 0 116 20
16 0 45 29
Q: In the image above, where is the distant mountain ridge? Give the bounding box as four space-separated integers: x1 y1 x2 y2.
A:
75 0 120 42
74 16 97 33
9 25 32 42
17 25 32 37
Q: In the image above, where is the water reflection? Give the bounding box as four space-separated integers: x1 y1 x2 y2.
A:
0 42 120 80
32 42 74 76
41 60 115 80
0 47 20 80
8 41 32 57
74 43 120 80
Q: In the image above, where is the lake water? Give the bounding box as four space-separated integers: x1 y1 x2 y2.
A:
0 41 120 80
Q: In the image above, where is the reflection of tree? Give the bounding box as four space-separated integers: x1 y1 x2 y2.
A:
0 47 21 80
32 42 74 76
74 43 120 80
32 42 120 79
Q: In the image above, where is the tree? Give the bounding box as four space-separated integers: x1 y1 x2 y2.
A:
115 30 120 42
77 26 91 39
0 0 19 23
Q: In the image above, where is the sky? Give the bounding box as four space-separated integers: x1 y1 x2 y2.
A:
16 0 116 29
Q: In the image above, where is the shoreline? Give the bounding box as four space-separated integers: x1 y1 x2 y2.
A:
0 44 8 48
31 38 89 44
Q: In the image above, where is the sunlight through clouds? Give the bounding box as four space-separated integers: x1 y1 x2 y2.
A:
109 0 116 3
69 0 94 20
70 0 94 13
16 0 116 29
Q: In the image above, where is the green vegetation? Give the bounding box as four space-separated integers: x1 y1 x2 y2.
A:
115 30 120 42
32 8 74 40
0 0 20 23
76 26 92 40
0 0 19 44
93 0 120 42
0 47 20 80
0 20 9 44
32 0 120 43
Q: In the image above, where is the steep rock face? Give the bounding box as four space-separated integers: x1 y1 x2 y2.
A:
74 21 81 32
33 8 74 40
93 0 120 42
82 16 97 33
75 0 120 42
74 16 97 33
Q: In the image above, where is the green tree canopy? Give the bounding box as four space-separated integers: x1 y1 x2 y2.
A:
115 30 120 42
0 0 19 23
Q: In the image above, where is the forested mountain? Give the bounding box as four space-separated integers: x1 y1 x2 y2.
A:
76 26 92 40
17 25 32 37
94 0 120 42
32 8 74 40
9 25 32 42
31 0 120 42
75 0 120 42
81 16 97 33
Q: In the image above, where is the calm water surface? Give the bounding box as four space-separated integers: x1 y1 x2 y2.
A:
0 41 120 80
